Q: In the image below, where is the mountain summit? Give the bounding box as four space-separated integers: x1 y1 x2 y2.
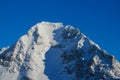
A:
0 22 120 80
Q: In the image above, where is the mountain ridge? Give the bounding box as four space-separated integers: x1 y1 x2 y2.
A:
0 21 120 80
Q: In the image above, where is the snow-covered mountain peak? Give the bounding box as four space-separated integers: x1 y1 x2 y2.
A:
0 22 120 80
18 22 64 50
27 21 63 35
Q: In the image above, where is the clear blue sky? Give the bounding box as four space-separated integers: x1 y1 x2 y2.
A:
0 0 120 61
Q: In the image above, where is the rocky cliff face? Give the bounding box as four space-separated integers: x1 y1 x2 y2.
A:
0 22 120 80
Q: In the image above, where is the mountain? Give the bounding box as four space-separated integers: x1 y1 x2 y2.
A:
0 21 120 80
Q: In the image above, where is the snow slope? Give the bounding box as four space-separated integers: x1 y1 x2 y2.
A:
0 21 120 80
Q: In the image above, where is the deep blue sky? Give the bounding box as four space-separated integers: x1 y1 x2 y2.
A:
0 0 120 61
